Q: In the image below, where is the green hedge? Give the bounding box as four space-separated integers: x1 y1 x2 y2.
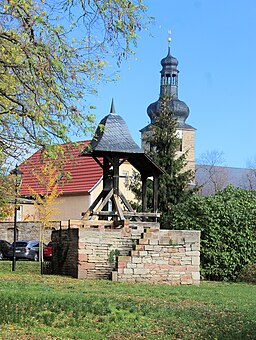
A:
170 186 256 281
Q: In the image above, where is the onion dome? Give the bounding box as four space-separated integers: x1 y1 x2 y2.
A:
147 98 189 128
146 45 193 129
161 47 178 68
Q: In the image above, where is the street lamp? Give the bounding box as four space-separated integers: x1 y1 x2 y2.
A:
10 164 23 272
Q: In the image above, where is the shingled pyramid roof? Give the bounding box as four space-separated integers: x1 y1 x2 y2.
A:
82 99 143 155
81 100 163 178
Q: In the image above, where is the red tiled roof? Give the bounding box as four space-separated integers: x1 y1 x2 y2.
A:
19 141 102 196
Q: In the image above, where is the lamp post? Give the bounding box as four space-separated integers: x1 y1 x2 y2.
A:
10 164 23 272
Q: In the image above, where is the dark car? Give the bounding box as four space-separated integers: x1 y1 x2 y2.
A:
8 240 40 261
0 240 11 260
43 241 52 261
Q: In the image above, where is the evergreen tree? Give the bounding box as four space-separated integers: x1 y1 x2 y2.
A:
143 96 194 228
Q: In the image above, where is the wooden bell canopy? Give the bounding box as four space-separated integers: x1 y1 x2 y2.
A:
80 100 163 226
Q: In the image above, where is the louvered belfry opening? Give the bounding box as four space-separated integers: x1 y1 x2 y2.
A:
80 100 163 227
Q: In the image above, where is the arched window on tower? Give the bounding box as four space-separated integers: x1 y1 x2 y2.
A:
172 74 177 85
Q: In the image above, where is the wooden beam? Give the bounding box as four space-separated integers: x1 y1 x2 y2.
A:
118 190 134 212
92 211 116 216
92 156 104 169
69 219 114 227
81 191 105 220
118 189 140 221
123 212 160 218
97 188 114 212
113 194 125 220
92 211 160 218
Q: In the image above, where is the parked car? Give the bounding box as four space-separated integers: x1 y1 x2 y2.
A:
43 241 52 261
8 240 40 261
0 240 11 260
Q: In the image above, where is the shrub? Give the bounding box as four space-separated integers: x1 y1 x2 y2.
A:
170 186 256 281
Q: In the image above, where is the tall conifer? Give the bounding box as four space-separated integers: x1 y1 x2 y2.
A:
144 97 194 228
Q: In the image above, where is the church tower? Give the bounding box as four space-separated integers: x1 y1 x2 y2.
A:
140 38 195 174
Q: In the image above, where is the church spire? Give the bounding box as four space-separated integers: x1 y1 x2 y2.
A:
146 38 191 128
110 98 116 114
160 32 179 99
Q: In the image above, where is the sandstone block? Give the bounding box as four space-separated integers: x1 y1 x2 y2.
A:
136 245 145 251
170 265 187 272
149 239 159 245
192 272 200 281
77 270 89 279
181 260 192 266
151 253 160 257
181 274 192 280
139 239 149 245
185 251 200 256
155 259 168 265
186 265 199 272
168 247 178 253
169 259 180 265
192 256 200 266
134 268 150 275
159 264 170 269
132 257 141 264
81 262 96 270
159 237 170 245
78 254 88 262
127 263 137 269
118 262 127 269
144 245 154 251
144 263 159 269
118 256 131 262
112 271 118 281
191 244 200 251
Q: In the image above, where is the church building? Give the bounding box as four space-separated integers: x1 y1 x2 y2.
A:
140 44 195 174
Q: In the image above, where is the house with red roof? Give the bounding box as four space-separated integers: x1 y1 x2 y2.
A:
16 140 103 221
15 140 135 222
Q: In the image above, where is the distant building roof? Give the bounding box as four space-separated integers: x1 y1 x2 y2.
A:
195 164 256 195
19 141 102 196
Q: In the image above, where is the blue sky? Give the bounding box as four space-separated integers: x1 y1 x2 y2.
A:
90 0 256 168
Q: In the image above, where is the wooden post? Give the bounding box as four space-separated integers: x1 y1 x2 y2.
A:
142 175 147 213
113 156 119 194
112 156 119 221
153 174 159 213
102 158 110 217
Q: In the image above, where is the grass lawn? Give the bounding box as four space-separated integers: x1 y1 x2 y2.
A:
0 261 255 339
